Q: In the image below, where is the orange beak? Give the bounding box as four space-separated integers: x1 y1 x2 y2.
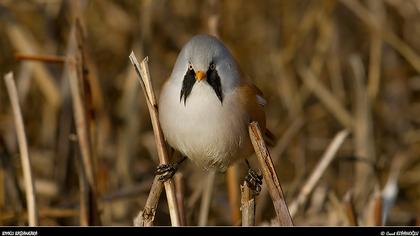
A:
195 71 206 81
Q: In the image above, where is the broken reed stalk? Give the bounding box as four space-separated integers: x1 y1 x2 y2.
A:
248 121 293 226
240 182 255 226
133 176 164 226
129 52 181 226
4 72 38 226
289 129 349 217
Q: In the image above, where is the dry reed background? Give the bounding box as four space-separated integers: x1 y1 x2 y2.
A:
0 0 419 226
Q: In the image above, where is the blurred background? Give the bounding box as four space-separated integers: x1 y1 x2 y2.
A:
0 0 420 226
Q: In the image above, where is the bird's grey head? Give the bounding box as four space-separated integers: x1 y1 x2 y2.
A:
170 34 240 105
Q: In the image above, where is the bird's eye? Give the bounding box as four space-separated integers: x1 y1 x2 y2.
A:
209 63 216 70
188 64 194 71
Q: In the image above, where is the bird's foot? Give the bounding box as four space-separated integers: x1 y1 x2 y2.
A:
155 163 178 182
155 156 187 182
245 168 263 195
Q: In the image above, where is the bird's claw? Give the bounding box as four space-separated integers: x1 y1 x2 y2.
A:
155 163 177 182
245 168 263 195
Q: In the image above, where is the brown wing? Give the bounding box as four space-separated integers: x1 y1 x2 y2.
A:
238 83 267 131
238 82 276 146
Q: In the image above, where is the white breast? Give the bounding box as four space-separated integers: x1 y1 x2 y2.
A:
159 80 251 171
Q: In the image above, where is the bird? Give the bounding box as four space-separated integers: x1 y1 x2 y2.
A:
158 34 271 192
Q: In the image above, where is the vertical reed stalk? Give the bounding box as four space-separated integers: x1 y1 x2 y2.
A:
4 72 38 226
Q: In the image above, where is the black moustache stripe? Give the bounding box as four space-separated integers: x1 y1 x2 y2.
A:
180 66 223 105
180 68 196 105
207 68 223 103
